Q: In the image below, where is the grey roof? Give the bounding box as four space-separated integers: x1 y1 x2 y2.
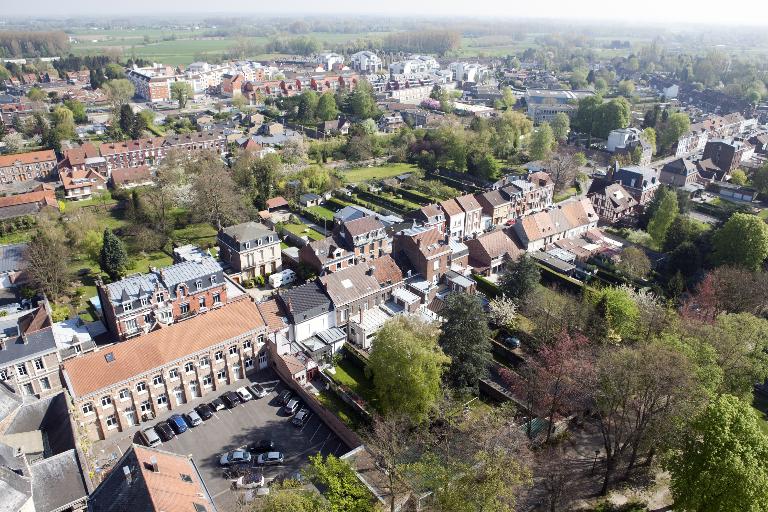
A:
314 327 346 345
220 221 276 245
615 166 659 191
300 193 322 202
0 466 31 512
0 386 21 425
159 257 223 290
0 244 27 274
29 450 88 512
0 203 44 221
104 273 160 305
278 281 332 323
334 205 375 223
0 441 26 474
0 327 56 366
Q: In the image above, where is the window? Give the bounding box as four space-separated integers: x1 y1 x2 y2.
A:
215 351 223 362
23 383 34 396
245 242 251 249
106 415 118 429
156 293 165 303
196 280 203 291
101 396 112 407
180 303 189 315
213 293 221 304
245 358 254 369
202 374 213 387
0 369 7 381
152 375 163 386
199 296 206 308
136 381 147 393
433 259 440 271
123 302 133 312
244 340 252 349
82 402 94 415
184 362 194 373
118 389 130 400
143 313 152 324
210 275 216 284
160 310 172 321
178 285 186 297
156 394 168 405
216 369 226 381
140 297 149 306
229 346 238 357
140 400 152 412
258 334 264 344
168 368 179 380
34 358 44 371
258 352 268 366
199 356 210 368
16 363 27 376
125 318 138 332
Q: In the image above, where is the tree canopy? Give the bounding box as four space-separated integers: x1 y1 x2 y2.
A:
438 293 492 391
712 213 768 270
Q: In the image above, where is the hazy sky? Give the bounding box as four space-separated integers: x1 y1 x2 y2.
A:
4 0 768 26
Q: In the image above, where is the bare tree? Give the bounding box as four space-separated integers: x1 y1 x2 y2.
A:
192 164 248 230
25 223 71 300
546 151 587 193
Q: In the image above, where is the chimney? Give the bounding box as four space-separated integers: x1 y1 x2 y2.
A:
123 466 133 485
150 456 158 472
367 266 375 276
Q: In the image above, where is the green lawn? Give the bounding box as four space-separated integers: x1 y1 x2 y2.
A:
126 251 174 274
753 394 768 436
341 163 417 183
172 222 218 247
64 196 118 211
317 389 363 431
283 222 325 241
553 187 577 203
333 357 376 404
0 230 33 245
306 205 335 221
758 209 768 220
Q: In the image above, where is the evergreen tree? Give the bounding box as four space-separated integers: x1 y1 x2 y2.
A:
100 228 128 281
438 293 492 391
500 255 541 302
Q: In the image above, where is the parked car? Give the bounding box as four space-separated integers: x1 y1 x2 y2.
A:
248 439 275 454
503 336 521 349
184 410 203 427
139 427 162 447
236 386 253 402
155 421 175 441
220 450 253 467
256 452 284 466
249 383 268 398
221 391 242 409
283 399 300 416
235 469 266 489
168 414 189 434
292 408 311 427
195 403 214 420
277 390 293 405
210 398 226 411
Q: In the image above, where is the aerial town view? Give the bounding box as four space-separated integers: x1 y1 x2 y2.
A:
1 0 768 510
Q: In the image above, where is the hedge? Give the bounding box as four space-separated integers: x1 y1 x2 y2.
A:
536 264 591 295
471 273 501 298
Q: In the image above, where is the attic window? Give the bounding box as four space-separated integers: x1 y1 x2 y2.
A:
180 473 193 483
105 352 115 363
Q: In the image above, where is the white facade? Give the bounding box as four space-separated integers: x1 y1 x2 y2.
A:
350 51 382 73
290 311 336 343
662 84 679 99
317 53 344 71
446 211 465 240
449 62 489 83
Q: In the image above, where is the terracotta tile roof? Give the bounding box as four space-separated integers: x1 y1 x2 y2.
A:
0 150 56 168
439 198 463 217
99 137 165 157
63 300 265 398
343 216 385 237
60 169 107 190
417 204 443 219
0 187 57 210
528 171 553 187
560 198 597 227
519 211 555 241
111 165 152 185
257 299 288 333
266 196 288 210
455 193 481 213
63 143 99 166
320 264 380 305
371 254 403 286
466 229 524 261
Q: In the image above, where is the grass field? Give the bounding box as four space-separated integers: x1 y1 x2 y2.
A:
332 358 376 404
283 222 325 241
306 205 335 221
341 163 417 183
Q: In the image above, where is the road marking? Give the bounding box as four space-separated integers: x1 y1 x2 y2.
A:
308 423 322 443
318 433 332 452
212 412 221 421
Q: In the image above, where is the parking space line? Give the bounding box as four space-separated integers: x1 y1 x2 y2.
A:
318 433 332 452
308 423 322 443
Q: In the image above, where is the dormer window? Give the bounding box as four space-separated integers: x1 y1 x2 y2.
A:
210 275 216 284
244 242 251 249
123 302 133 312
196 280 203 291
140 297 148 307
258 239 263 246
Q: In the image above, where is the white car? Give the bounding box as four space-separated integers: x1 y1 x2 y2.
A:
236 386 253 402
184 410 203 427
235 470 265 489
220 450 252 467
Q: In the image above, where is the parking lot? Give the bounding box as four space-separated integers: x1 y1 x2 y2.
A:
91 369 350 510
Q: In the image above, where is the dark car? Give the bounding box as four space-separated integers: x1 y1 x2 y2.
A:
277 390 293 405
155 421 175 441
248 439 275 454
195 403 214 420
221 391 242 409
292 407 311 427
210 397 226 411
168 414 188 434
503 336 521 349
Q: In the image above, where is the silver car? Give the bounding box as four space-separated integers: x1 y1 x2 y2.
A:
185 410 203 427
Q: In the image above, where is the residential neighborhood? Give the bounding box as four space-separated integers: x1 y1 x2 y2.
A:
1 6 768 512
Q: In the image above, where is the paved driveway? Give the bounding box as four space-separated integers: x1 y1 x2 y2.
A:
91 370 350 510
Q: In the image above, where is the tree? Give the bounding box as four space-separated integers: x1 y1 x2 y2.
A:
616 246 651 281
646 187 678 246
51 105 76 140
305 454 375 512
296 90 319 123
231 94 247 110
438 293 492 391
346 81 379 119
617 79 635 97
546 151 586 192
170 81 193 109
2 132 24 153
99 228 128 281
24 225 70 300
364 415 418 512
752 164 768 198
587 287 639 342
102 79 135 112
499 255 540 303
368 317 449 423
192 161 246 230
641 127 657 154
488 296 518 331
730 168 748 186
529 122 555 161
658 112 690 153
249 481 324 511
27 86 46 102
593 77 608 93
712 212 768 270
315 92 338 121
594 97 631 139
550 112 570 142
668 394 768 512
63 99 87 124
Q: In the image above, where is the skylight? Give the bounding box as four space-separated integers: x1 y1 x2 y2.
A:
341 279 353 289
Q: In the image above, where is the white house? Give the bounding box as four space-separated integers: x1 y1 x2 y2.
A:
350 51 383 73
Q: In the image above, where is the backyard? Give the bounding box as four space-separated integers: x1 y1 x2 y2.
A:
282 222 325 241
341 163 418 183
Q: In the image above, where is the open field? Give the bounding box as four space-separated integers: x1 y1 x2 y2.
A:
340 163 417 183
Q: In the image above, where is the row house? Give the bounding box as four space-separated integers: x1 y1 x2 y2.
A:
0 150 57 184
62 300 268 441
465 229 525 276
439 199 466 240
454 194 483 238
96 257 227 341
334 216 391 265
59 168 108 201
0 183 58 221
243 74 359 100
276 281 334 345
587 181 638 223
350 51 383 73
111 165 153 189
701 139 753 174
392 225 450 285
126 66 177 102
60 142 102 172
660 158 700 188
217 221 282 283
412 204 446 234
300 236 356 275
609 165 660 206
475 189 511 227
98 132 226 172
513 198 599 251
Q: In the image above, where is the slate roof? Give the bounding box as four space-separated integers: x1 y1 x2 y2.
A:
220 221 276 244
0 387 21 425
477 189 510 208
104 273 160 306
0 243 27 274
278 281 332 323
62 300 265 398
320 264 380 306
661 158 698 176
0 326 57 367
614 166 659 191
29 449 87 512
0 466 31 512
159 258 222 290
